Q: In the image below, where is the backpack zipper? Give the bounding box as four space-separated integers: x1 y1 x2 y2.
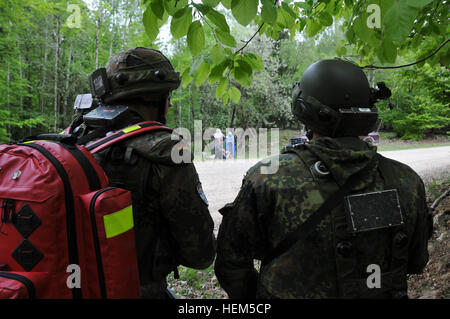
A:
89 187 116 299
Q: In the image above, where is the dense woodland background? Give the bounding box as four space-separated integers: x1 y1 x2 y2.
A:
0 0 448 143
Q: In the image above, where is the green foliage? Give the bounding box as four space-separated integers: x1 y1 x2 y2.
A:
141 0 449 104
0 0 149 141
377 63 450 140
1 0 448 144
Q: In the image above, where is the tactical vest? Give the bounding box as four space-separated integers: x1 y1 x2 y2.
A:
280 145 409 298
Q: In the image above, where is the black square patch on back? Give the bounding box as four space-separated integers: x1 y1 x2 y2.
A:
345 189 403 233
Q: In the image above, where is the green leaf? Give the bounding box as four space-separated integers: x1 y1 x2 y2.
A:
193 3 210 15
209 59 231 84
381 40 397 63
150 0 164 20
187 21 205 56
231 0 258 26
221 0 232 9
353 14 379 47
181 67 193 88
384 0 434 43
336 45 347 57
206 8 230 32
223 92 230 104
345 26 356 44
170 7 192 39
318 11 333 27
243 53 264 71
261 0 277 25
406 0 434 8
211 44 225 64
232 59 253 86
194 62 211 86
281 2 297 19
344 0 353 7
216 29 237 47
143 7 159 42
440 48 450 68
228 87 241 104
304 19 322 37
203 0 220 7
164 0 188 15
277 4 296 28
216 77 228 99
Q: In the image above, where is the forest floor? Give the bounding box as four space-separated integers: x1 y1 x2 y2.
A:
408 175 450 299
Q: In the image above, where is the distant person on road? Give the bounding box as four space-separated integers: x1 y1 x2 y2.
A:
225 130 236 159
214 129 225 160
215 59 432 299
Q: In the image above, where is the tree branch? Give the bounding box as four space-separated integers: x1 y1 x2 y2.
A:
234 23 265 54
431 188 450 211
361 38 449 70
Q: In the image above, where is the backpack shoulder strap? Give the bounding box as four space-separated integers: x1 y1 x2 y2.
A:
376 154 398 190
87 121 173 154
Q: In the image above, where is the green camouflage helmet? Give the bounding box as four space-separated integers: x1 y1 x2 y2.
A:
103 47 181 104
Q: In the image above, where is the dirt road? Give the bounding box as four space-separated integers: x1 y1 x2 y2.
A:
195 146 450 233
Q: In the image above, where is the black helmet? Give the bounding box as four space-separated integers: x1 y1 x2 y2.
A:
292 59 391 137
102 47 181 104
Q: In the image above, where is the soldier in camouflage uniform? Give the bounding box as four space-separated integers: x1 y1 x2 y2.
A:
215 59 432 299
70 47 216 298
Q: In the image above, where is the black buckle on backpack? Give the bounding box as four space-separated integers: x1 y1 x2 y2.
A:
0 199 16 236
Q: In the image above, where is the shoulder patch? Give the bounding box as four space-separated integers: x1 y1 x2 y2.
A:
196 182 209 206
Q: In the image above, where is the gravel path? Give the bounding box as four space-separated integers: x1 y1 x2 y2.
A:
195 146 450 233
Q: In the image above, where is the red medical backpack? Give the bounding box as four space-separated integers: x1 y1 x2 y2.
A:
0 121 172 299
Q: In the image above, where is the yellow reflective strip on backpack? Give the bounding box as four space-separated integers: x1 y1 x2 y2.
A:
103 205 134 238
122 125 142 134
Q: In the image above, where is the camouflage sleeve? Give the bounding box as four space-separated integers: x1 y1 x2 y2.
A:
407 178 432 274
154 162 216 270
215 178 266 299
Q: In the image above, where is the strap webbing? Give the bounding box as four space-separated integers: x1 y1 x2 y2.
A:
86 121 173 154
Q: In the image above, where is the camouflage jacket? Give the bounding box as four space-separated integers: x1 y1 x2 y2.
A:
88 112 216 298
215 137 431 299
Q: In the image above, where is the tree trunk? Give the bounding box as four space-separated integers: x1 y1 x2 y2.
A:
177 102 182 127
188 84 192 129
53 18 60 132
230 104 237 128
17 41 23 112
109 0 116 58
95 15 101 69
7 62 11 134
63 43 73 125
41 17 49 114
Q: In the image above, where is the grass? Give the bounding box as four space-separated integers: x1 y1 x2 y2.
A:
167 264 227 299
425 176 450 200
377 143 450 151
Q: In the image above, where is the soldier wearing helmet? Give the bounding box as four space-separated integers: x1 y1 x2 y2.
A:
70 47 215 298
215 59 432 298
